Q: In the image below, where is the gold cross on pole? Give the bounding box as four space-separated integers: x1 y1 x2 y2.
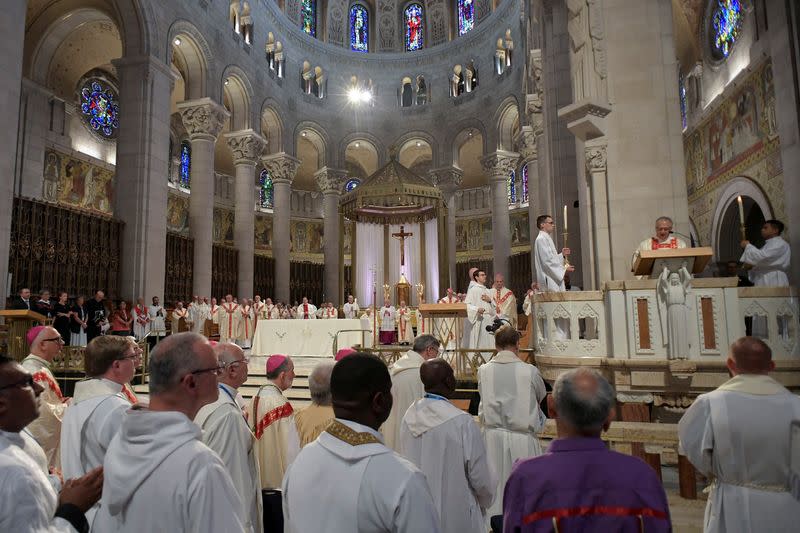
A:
391 225 414 266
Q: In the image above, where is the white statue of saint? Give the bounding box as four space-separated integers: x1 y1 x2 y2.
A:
657 264 692 360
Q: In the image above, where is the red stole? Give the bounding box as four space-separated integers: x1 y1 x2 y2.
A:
651 237 678 250
495 288 513 314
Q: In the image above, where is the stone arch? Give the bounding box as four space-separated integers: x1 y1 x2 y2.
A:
447 118 488 167
711 176 773 263
167 20 214 101
339 131 386 170
394 130 438 169
260 102 284 154
221 65 254 131
494 95 520 152
294 121 329 166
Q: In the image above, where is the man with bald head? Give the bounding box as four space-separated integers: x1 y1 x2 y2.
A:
504 368 670 532
679 337 800 532
493 273 517 329
400 359 496 533
195 342 262 532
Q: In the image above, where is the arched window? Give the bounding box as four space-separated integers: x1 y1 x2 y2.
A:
521 163 529 203
80 80 120 139
345 178 360 192
179 141 191 189
259 169 274 208
350 4 369 52
507 170 516 204
301 0 317 37
404 3 424 51
710 0 743 60
457 0 474 36
679 70 687 130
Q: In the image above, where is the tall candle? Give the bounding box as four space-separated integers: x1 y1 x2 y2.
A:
563 204 568 232
737 195 745 226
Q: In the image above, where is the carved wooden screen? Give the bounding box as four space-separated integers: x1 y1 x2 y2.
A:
455 259 492 293
289 261 324 305
8 197 122 299
508 252 532 310
211 245 238 299
254 255 275 299
165 232 193 305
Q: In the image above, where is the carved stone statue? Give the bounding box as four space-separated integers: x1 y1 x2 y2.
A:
566 0 608 102
657 264 692 360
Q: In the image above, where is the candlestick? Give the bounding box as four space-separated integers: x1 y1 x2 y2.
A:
563 204 568 232
562 231 570 267
737 195 745 226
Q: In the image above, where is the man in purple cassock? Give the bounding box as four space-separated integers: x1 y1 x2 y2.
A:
502 368 671 533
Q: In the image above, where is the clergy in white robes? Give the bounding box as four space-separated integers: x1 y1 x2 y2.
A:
195 343 262 533
22 326 70 470
132 298 150 341
534 214 573 292
678 337 800 532
261 298 279 320
219 296 241 342
400 359 496 533
0 356 102 533
381 334 441 451
283 353 441 533
171 302 191 333
147 297 166 340
207 297 220 335
379 299 397 345
248 354 300 489
461 269 479 349
465 269 497 354
396 302 415 344
295 297 317 319
478 325 547 523
740 219 791 286
94 332 245 532
251 296 265 325
238 301 255 348
343 295 360 319
492 273 518 329
360 308 376 347
631 216 688 276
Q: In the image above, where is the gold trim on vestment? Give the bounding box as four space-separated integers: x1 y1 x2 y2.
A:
325 420 381 446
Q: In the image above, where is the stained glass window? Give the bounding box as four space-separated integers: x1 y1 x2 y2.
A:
457 0 474 36
350 4 369 52
301 0 316 37
710 0 743 60
345 178 360 192
259 169 274 208
80 80 119 138
679 71 687 130
404 3 424 51
521 163 529 203
179 141 191 189
507 170 516 204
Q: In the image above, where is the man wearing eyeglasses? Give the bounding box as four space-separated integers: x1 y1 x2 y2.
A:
195 343 262 533
21 325 70 470
93 332 245 532
60 336 138 526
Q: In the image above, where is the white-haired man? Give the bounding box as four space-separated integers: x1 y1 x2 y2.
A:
295 361 335 447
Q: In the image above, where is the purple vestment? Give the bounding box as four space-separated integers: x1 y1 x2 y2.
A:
503 437 671 532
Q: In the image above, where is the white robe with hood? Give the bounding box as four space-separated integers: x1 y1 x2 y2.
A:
399 397 496 533
283 418 441 533
93 409 245 532
380 350 425 451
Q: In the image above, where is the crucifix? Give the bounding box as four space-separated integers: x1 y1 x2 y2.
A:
391 225 414 266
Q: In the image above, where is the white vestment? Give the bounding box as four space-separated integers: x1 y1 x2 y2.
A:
191 303 210 334
238 305 254 347
343 301 360 319
633 236 688 278
396 307 414 344
360 312 376 347
295 303 317 319
132 305 150 340
678 374 800 532
22 355 68 469
93 410 245 532
400 397 496 533
0 430 77 533
381 350 425 451
740 237 791 286
534 230 566 292
379 306 397 331
461 281 478 349
478 351 547 522
248 383 300 489
147 305 166 336
219 303 241 341
494 287 518 329
283 418 441 533
195 384 263 533
465 284 496 354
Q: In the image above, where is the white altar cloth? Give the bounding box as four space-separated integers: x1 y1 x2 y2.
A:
251 319 369 357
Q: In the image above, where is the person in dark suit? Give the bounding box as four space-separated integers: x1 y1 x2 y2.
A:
7 288 32 310
85 290 107 343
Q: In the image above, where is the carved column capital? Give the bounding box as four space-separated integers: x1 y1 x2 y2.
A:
177 98 228 141
314 167 348 194
585 142 607 173
225 129 266 166
261 152 301 185
428 167 463 193
480 150 520 182
515 125 539 162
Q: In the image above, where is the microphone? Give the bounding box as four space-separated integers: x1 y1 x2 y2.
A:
669 230 695 247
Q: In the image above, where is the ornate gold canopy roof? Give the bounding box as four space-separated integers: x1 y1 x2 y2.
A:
340 156 443 225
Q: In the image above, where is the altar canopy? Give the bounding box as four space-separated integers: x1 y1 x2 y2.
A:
342 156 444 306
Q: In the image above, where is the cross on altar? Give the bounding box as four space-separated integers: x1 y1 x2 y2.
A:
391 225 413 266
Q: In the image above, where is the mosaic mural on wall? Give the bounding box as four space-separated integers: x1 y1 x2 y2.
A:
213 207 235 244
455 215 492 259
255 213 273 253
44 149 115 215
290 219 324 262
509 210 530 249
166 193 189 234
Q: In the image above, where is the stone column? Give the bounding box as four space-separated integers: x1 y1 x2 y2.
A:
516 123 542 278
112 55 176 301
178 98 228 297
0 0 26 307
17 80 53 200
583 140 611 288
262 153 300 303
226 129 266 299
429 167 463 290
481 151 519 277
314 167 347 304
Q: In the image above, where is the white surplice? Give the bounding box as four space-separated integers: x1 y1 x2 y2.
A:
343 301 360 319
93 410 245 532
396 306 414 344
381 350 425 451
283 418 441 533
132 304 150 340
195 384 262 533
534 230 566 292
22 355 68 470
295 303 317 319
465 283 496 353
678 374 800 532
219 303 241 341
740 237 791 286
400 397 496 533
494 287 518 329
0 430 77 533
478 350 547 522
379 305 397 332
247 383 300 489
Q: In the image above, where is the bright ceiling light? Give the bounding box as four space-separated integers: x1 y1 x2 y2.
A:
348 87 372 104
174 38 181 46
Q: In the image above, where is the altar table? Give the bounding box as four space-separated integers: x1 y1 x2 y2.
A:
251 319 369 356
